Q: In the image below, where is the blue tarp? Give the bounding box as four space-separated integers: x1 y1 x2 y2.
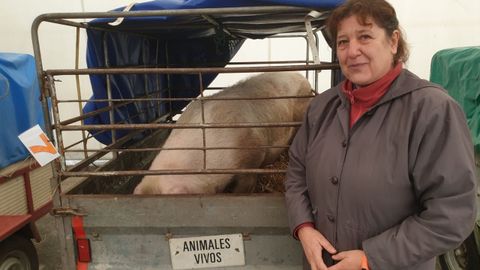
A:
0 53 45 169
84 0 344 145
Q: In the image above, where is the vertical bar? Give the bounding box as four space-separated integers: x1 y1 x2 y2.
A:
33 22 73 268
46 75 67 171
32 17 79 270
47 73 77 269
143 39 150 122
31 18 54 141
165 41 173 117
304 35 310 81
155 40 161 117
103 33 118 159
313 31 321 92
198 73 207 170
75 27 88 160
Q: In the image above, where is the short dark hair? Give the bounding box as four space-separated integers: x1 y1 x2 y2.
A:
326 0 409 64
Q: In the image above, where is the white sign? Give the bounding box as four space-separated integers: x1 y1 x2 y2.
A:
18 125 59 166
169 234 245 269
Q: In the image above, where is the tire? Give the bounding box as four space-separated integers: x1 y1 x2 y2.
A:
439 232 480 270
0 234 39 270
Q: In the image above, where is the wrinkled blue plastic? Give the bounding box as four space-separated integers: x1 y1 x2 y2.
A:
84 0 344 145
0 53 45 169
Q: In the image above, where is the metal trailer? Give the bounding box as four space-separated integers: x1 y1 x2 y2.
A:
0 160 53 269
31 4 341 270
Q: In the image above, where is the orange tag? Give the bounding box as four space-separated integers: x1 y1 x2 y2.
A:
18 125 59 166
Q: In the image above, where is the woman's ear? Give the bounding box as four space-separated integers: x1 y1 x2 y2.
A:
390 30 400 54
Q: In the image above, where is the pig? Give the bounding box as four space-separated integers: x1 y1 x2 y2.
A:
133 72 313 194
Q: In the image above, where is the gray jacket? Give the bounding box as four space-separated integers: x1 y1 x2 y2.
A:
285 69 477 270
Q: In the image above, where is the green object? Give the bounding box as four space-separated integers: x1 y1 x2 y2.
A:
430 47 480 153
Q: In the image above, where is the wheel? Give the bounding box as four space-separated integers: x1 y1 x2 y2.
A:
439 232 480 270
0 235 39 270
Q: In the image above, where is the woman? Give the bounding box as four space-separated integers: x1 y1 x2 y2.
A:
284 0 477 269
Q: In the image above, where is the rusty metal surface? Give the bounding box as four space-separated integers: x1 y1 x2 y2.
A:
44 63 338 76
34 6 318 20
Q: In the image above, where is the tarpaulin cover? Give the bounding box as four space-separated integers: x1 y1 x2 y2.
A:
84 0 344 145
430 46 480 153
0 53 45 169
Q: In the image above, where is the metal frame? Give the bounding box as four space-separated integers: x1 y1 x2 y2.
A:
32 6 338 182
31 6 339 269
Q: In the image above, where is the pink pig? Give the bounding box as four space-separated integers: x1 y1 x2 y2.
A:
134 72 313 194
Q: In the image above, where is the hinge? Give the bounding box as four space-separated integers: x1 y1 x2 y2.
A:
51 207 86 217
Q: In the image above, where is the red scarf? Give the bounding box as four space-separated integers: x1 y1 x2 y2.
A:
342 63 402 128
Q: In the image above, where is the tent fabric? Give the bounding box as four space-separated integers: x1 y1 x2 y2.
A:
84 0 344 145
430 46 480 153
90 0 343 36
0 53 45 169
112 0 343 10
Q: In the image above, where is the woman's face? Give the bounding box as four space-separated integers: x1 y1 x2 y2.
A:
336 15 399 86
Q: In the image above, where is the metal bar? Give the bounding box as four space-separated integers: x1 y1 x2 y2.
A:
45 63 339 76
63 133 95 151
61 168 287 177
65 145 291 153
67 59 318 68
198 73 207 170
46 75 67 170
43 18 86 29
66 130 142 173
43 18 169 41
31 13 54 141
56 94 314 103
142 38 151 126
63 109 149 151
228 60 316 65
32 21 72 270
56 88 175 126
74 27 88 160
165 41 173 116
155 40 161 117
59 98 167 143
63 113 172 160
57 100 131 126
103 33 118 160
34 6 315 20
314 29 322 91
58 121 302 131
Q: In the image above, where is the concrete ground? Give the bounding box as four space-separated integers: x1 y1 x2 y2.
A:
34 214 62 270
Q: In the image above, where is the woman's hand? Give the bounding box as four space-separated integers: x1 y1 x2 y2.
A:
298 226 337 270
329 250 365 270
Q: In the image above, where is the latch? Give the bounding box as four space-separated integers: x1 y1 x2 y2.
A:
51 207 86 217
304 10 323 65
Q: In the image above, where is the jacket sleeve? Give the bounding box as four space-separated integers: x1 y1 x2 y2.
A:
363 96 478 269
284 107 315 236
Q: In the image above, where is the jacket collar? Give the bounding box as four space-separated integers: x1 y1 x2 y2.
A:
336 69 434 109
